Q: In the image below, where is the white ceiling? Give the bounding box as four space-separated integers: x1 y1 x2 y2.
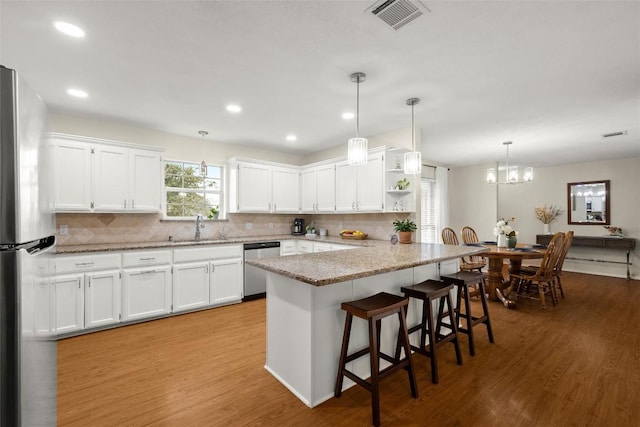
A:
1 0 639 168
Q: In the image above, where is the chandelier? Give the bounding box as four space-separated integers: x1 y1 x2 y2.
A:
404 97 421 174
347 72 368 166
486 141 533 184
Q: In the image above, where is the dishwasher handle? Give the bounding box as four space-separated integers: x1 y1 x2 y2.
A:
244 242 281 251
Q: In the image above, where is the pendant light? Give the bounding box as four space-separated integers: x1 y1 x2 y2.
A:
486 141 533 184
198 130 208 175
347 72 368 166
404 97 421 175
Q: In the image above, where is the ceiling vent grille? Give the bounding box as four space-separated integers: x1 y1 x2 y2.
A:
367 0 429 30
602 130 628 138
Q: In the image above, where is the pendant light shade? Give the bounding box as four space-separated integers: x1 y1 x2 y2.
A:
486 141 533 184
347 72 368 165
404 98 421 175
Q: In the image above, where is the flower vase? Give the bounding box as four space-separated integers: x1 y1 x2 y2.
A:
497 234 507 248
507 235 517 248
543 223 550 235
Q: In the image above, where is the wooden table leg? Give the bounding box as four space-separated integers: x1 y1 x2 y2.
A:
487 258 516 309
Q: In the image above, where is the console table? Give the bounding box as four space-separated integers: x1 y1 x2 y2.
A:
536 234 636 280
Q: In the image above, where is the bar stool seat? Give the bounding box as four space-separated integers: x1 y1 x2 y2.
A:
440 271 494 356
400 279 463 385
334 292 418 427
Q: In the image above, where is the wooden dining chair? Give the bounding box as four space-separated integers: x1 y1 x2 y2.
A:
460 226 487 271
510 232 564 309
553 230 574 299
441 227 485 273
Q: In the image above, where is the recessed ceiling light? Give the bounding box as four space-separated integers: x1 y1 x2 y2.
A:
286 135 297 142
54 21 85 38
67 88 88 98
226 104 242 113
342 112 355 120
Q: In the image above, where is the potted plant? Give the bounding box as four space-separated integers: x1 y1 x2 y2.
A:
393 218 417 244
207 206 219 220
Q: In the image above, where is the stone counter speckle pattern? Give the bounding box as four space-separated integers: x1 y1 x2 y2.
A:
247 243 488 286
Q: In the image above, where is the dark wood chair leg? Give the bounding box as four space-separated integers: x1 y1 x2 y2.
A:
369 317 380 427
334 313 352 398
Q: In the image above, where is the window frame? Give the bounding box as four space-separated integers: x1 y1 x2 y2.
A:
163 159 224 220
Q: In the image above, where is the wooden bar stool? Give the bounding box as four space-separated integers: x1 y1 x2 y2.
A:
334 292 418 427
400 280 463 385
440 271 494 356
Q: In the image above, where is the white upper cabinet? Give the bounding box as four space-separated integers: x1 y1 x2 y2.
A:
335 151 384 212
302 163 335 213
52 134 163 213
229 160 300 213
53 137 92 211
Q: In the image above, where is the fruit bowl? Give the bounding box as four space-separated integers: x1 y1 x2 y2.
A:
340 230 368 240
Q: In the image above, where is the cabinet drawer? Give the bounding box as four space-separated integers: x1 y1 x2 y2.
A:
280 240 296 256
54 253 121 274
173 245 242 263
122 250 173 267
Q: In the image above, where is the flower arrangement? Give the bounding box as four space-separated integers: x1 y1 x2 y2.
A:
494 217 516 237
534 204 561 224
603 226 623 236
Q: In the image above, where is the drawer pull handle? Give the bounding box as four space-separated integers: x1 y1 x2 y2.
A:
75 262 94 267
140 257 156 261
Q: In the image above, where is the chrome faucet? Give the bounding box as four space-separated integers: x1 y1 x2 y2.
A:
195 214 204 241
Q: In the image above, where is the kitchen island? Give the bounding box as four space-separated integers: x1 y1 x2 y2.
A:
246 241 487 408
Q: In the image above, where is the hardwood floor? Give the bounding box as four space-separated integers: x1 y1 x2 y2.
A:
58 272 640 426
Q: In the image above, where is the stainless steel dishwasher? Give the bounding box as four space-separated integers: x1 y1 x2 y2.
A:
243 241 281 300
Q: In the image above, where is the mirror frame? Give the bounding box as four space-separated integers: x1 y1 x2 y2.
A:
567 180 610 225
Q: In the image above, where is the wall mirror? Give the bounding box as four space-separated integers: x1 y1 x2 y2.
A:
567 180 610 225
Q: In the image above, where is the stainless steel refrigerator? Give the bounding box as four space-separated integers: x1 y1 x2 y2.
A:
1 65 57 426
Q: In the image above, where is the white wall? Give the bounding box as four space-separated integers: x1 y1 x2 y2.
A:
52 113 306 165
450 157 640 279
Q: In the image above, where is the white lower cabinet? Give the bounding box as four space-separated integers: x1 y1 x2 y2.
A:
122 266 172 321
52 274 85 334
172 261 210 312
210 258 243 305
85 270 121 328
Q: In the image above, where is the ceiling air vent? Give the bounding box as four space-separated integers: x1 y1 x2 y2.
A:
366 0 430 31
602 130 628 138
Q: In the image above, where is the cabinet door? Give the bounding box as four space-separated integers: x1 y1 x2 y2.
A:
237 162 271 212
92 145 129 211
34 278 53 335
53 274 84 333
335 160 358 212
315 164 336 212
297 241 313 254
130 149 161 211
173 262 210 312
122 266 172 321
356 153 384 211
272 166 300 212
300 168 317 212
53 139 92 211
85 270 121 328
210 258 243 305
313 242 332 253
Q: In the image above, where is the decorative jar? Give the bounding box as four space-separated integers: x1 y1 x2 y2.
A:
497 234 507 248
507 235 517 248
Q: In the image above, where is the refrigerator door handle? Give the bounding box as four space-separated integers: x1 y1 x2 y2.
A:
0 235 55 255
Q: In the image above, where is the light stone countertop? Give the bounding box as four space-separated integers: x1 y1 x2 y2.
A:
54 234 369 254
246 242 488 286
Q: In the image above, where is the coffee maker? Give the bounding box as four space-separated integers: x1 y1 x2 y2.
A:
293 218 305 235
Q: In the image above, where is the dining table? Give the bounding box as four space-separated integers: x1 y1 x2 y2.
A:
471 242 546 309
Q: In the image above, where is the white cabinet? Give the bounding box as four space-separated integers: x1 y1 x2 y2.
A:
230 160 300 213
173 245 243 308
84 270 121 328
52 274 84 334
52 134 163 213
53 137 92 211
280 240 297 256
272 166 300 212
297 240 313 254
122 250 172 321
172 262 210 312
52 252 122 334
335 152 384 212
313 242 333 253
384 149 415 213
210 257 243 305
301 164 335 212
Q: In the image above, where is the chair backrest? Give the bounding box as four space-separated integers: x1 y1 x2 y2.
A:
537 232 565 280
441 227 459 245
555 230 574 273
461 226 479 244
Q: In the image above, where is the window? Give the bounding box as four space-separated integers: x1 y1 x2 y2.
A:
164 160 223 219
420 177 437 243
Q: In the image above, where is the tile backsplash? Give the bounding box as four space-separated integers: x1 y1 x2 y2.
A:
55 212 414 245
